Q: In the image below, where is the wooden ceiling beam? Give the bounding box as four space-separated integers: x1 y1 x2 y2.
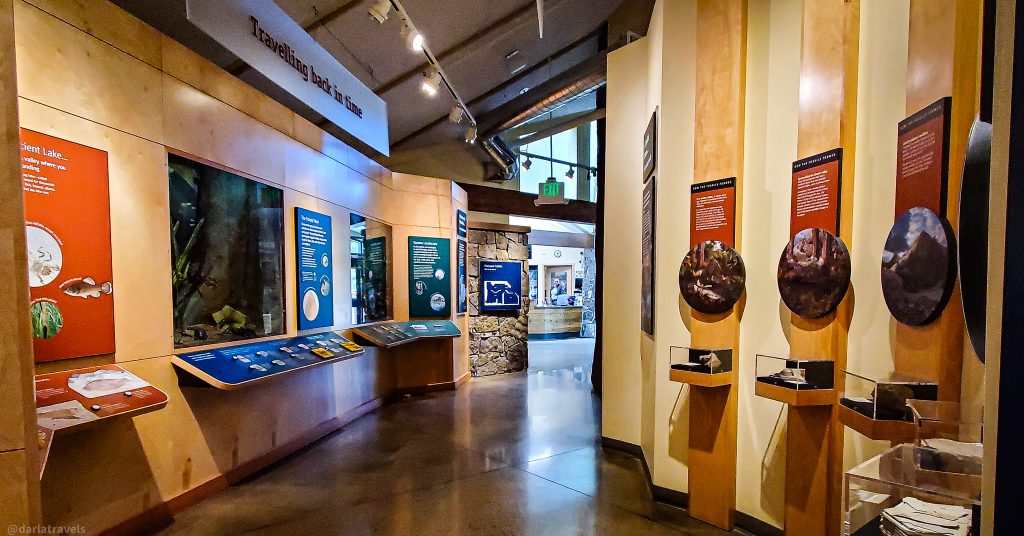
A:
374 0 538 95
304 0 364 31
457 182 597 224
391 27 602 149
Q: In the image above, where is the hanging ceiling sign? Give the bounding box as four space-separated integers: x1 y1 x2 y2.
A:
186 0 389 155
535 178 567 205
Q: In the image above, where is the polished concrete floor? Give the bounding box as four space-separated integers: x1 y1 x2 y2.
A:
159 338 734 535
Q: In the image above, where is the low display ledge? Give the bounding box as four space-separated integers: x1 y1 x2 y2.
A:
754 380 835 407
172 331 365 390
35 364 170 476
35 364 169 436
351 320 462 348
838 403 917 443
668 368 733 388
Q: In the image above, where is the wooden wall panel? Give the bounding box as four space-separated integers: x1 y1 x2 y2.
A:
686 0 746 530
13 0 165 143
893 0 980 404
0 451 34 525
694 0 746 182
906 1 957 114
783 406 832 536
796 2 848 159
23 0 164 69
11 1 471 533
0 0 41 524
16 99 175 364
787 1 860 536
161 75 290 186
319 168 386 222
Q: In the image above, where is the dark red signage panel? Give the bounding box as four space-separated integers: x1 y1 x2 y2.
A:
791 148 842 237
690 178 736 248
896 97 951 216
21 130 115 362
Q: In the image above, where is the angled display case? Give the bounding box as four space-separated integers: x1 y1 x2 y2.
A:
839 370 939 443
754 354 835 406
172 331 365 389
668 346 733 387
350 320 462 348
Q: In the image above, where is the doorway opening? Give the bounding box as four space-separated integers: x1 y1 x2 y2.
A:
512 216 597 383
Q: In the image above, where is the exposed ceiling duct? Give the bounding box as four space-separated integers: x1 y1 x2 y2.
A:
477 52 607 181
487 71 605 135
481 135 521 183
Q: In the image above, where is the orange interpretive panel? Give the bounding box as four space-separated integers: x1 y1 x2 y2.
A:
21 129 114 362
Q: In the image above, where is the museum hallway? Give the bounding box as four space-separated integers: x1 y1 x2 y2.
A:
156 357 732 535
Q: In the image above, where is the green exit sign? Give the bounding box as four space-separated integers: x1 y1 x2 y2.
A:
536 179 567 206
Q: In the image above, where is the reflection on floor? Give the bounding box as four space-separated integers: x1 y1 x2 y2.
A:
528 337 595 380
158 339 734 535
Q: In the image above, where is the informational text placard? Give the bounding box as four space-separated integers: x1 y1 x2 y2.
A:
690 178 737 248
896 97 951 216
791 148 842 236
408 237 451 317
295 207 333 330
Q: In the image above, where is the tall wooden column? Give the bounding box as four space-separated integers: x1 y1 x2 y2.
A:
892 0 980 401
785 2 859 536
687 0 746 530
0 0 42 526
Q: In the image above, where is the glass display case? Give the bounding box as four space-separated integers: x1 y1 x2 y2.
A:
840 371 938 422
668 346 733 387
909 400 984 445
754 354 834 390
350 213 393 325
670 346 733 374
844 444 981 536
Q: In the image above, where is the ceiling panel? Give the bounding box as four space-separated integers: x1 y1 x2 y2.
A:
113 0 622 166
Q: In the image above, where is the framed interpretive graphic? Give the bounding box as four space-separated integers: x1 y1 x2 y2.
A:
643 109 657 182
641 177 656 335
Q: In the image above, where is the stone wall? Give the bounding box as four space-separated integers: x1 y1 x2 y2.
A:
467 223 531 376
581 248 597 338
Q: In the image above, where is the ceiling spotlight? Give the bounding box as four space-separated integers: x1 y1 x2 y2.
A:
449 105 465 123
421 66 441 97
368 0 391 23
565 167 575 179
465 125 478 144
402 22 424 52
522 157 532 171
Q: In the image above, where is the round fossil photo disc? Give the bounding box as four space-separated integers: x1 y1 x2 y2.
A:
881 206 956 326
679 240 746 315
777 228 852 319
